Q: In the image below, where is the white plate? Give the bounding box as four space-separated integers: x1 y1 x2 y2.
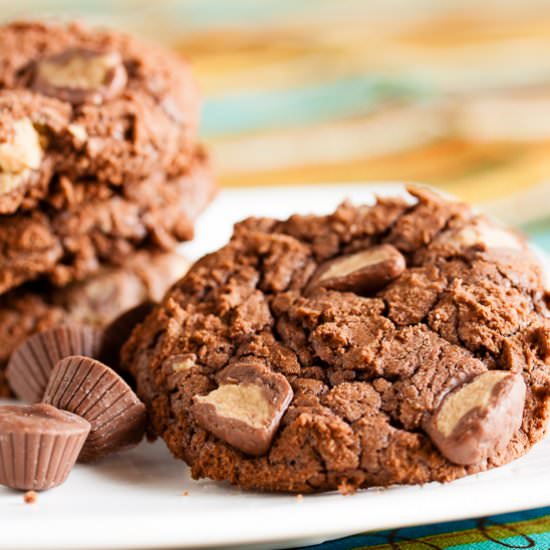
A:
1 184 549 550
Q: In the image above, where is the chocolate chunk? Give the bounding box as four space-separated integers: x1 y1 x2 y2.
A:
0 403 90 491
43 355 146 462
6 325 103 403
32 48 127 105
310 244 406 294
424 371 526 465
192 362 293 456
99 301 155 371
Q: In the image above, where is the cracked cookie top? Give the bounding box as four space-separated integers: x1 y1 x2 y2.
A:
0 21 199 213
122 187 550 493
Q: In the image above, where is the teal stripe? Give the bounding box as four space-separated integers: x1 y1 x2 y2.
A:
0 0 386 31
169 0 365 28
448 532 550 550
522 218 550 252
530 233 550 252
296 507 550 549
201 75 432 137
0 1 147 18
172 0 319 27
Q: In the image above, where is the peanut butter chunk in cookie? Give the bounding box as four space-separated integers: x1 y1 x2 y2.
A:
424 371 526 465
192 362 293 456
32 48 127 105
311 244 405 294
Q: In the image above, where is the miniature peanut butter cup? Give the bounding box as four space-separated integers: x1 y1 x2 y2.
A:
192 361 293 456
43 356 146 462
0 403 90 491
424 371 526 465
32 48 127 105
309 244 406 295
6 325 103 403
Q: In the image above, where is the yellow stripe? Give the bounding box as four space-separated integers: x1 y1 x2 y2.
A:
217 139 550 206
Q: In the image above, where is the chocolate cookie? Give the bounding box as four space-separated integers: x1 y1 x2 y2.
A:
0 148 213 294
122 187 550 493
0 251 189 397
0 20 199 213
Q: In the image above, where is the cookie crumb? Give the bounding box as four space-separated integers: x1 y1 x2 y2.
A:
338 480 357 496
296 494 304 502
182 491 189 496
24 491 37 504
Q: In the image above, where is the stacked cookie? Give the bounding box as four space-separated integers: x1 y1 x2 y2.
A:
0 21 216 395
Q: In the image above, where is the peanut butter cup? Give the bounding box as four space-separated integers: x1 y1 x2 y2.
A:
0 403 90 491
43 355 146 462
6 325 103 403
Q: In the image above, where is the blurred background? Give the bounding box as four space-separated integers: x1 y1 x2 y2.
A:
2 0 550 250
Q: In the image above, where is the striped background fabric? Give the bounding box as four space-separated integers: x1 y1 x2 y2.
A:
1 1 550 548
298 507 550 549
